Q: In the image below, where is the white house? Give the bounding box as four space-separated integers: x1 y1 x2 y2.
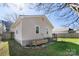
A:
0 21 6 40
52 27 69 34
0 21 6 34
76 29 79 33
11 15 53 46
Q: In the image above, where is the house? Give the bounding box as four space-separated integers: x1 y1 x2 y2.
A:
75 29 79 33
52 27 79 38
0 21 6 40
68 28 76 33
11 15 53 46
0 21 6 34
52 27 69 34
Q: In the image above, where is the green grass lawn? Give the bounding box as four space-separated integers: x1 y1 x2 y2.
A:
1 38 79 56
8 39 79 56
58 38 79 44
0 42 9 56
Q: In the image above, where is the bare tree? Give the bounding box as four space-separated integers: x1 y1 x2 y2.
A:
2 13 19 31
0 3 10 7
0 3 24 11
30 3 79 29
69 3 79 13
3 13 18 22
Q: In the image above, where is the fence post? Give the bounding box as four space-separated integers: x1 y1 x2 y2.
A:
52 33 57 41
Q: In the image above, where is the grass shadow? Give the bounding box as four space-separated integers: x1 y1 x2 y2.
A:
6 39 79 56
8 39 48 56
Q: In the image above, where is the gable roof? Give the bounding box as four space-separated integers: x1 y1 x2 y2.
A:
11 15 54 29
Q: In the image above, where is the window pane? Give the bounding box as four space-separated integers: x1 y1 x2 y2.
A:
36 26 39 34
16 30 18 34
46 29 48 34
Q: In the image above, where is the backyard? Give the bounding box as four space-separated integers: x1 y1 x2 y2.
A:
0 41 9 56
58 38 79 45
0 38 79 56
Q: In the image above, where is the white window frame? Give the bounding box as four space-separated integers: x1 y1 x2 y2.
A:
46 28 48 34
35 25 40 34
16 30 18 34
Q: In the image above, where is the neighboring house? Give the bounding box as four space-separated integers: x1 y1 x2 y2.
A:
52 27 69 34
52 27 79 38
11 15 53 46
75 28 79 33
0 22 2 34
0 21 6 40
0 21 6 34
68 28 76 33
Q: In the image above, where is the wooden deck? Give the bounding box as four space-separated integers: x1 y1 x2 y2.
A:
32 39 48 46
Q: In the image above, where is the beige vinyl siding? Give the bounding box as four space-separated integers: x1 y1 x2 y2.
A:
11 15 53 46
22 16 52 41
14 21 22 45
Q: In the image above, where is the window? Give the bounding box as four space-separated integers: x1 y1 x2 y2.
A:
16 30 18 34
46 28 48 34
47 30 48 34
36 26 39 34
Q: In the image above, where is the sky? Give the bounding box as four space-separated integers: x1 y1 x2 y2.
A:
0 3 78 29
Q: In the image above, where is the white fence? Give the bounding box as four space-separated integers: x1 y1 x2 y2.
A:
55 33 79 38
